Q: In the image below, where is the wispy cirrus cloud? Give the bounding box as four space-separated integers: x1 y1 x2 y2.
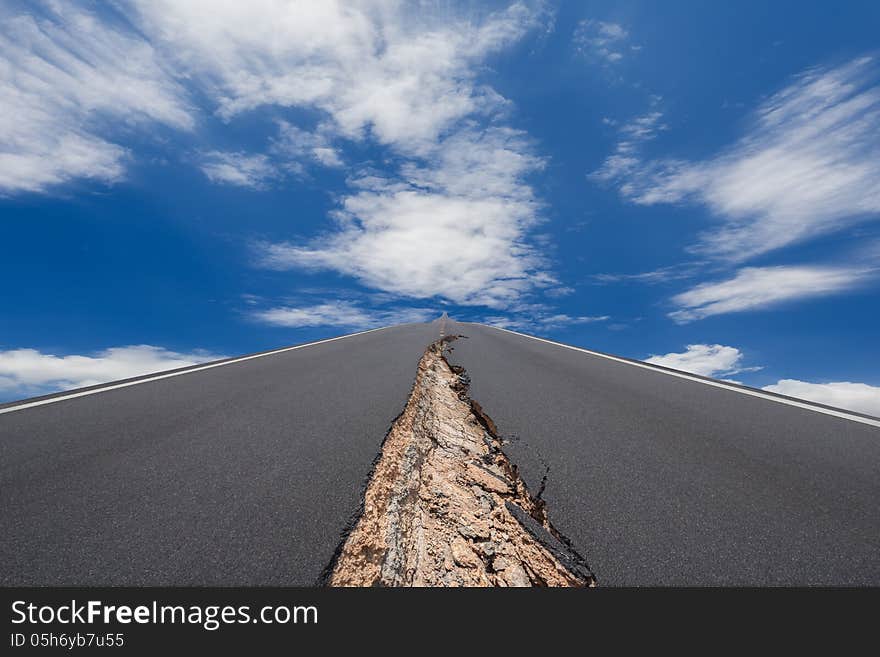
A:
252 301 435 329
590 102 666 197
573 19 631 64
668 264 871 323
591 263 700 285
483 312 609 332
199 151 277 189
0 1 193 194
593 58 880 322
0 345 221 401
594 57 880 262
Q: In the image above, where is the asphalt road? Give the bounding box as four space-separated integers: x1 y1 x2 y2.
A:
3 317 878 586
0 322 440 585
445 321 880 585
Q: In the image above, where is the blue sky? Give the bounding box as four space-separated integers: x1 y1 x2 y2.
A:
1 0 879 415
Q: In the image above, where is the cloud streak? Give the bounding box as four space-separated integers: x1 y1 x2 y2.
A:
591 263 699 285
573 19 630 64
483 312 609 332
596 57 880 262
669 265 870 322
0 1 192 194
200 151 277 189
253 301 435 329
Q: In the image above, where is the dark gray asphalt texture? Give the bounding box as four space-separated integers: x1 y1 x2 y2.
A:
0 322 440 585
445 321 880 586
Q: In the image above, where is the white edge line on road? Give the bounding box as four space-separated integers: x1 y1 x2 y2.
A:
0 326 390 416
485 325 880 428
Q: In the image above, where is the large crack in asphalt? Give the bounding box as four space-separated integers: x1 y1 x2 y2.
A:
326 336 595 587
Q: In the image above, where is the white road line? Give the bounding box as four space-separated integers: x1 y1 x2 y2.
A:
484 324 880 428
0 326 390 416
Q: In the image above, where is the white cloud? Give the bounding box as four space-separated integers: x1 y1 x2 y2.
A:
669 265 870 322
643 347 880 416
258 126 550 308
0 2 564 317
590 110 665 183
484 312 609 332
573 19 630 63
122 0 549 309
3 2 554 311
763 379 880 417
645 347 880 416
127 0 539 152
645 344 759 379
252 301 435 329
3 1 540 191
0 345 221 399
200 151 276 189
0 2 193 193
619 111 665 141
592 263 699 285
272 121 344 170
597 57 880 262
201 123 342 187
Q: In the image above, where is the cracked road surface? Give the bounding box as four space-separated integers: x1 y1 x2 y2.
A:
444 320 880 585
0 322 441 585
329 338 594 587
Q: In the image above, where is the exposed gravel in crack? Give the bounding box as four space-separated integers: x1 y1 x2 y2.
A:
328 337 595 587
